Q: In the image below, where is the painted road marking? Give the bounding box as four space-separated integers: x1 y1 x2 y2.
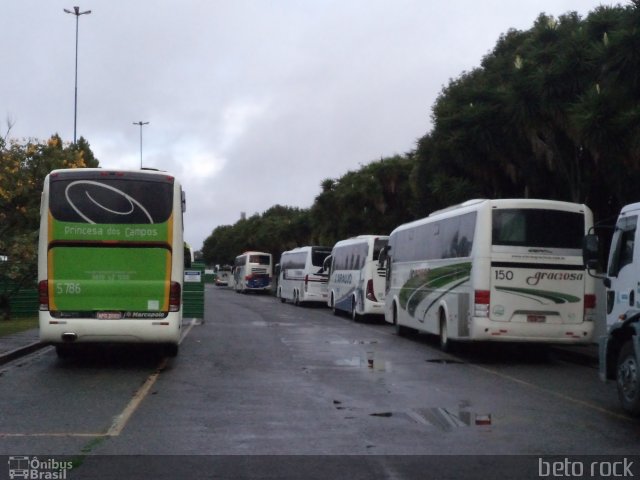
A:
0 319 198 438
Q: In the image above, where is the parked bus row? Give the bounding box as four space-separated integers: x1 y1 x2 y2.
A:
214 198 596 354
239 198 597 353
35 168 639 415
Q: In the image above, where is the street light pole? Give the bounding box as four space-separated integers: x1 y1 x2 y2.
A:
64 6 92 144
133 121 149 169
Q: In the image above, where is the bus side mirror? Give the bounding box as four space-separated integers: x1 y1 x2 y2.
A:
322 255 332 274
583 234 599 271
378 245 390 269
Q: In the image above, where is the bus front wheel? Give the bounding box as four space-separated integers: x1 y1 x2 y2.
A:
351 297 360 322
394 304 409 336
331 294 339 316
617 340 640 416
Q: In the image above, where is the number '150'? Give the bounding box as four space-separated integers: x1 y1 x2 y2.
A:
494 270 514 281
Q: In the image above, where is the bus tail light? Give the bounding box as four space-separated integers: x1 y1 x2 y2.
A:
474 290 490 318
366 279 377 302
169 282 181 312
39 280 49 311
584 294 596 321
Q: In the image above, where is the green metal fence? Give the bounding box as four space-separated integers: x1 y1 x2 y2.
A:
0 280 38 318
183 262 205 319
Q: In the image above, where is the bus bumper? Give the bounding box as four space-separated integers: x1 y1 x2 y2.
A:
469 317 594 344
38 312 182 345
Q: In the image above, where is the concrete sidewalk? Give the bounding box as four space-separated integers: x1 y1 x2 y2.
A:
0 328 47 365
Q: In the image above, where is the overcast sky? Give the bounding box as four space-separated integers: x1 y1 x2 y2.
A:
3 0 612 250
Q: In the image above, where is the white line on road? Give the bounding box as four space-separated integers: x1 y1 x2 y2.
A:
0 319 199 438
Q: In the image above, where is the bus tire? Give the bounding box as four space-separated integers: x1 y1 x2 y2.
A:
164 343 179 358
617 340 640 416
393 304 409 336
351 297 360 322
55 344 75 360
439 310 452 352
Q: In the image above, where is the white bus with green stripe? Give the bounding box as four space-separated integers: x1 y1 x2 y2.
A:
382 199 596 350
38 168 186 358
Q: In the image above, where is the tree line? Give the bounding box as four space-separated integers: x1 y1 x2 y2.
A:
0 130 98 318
2 3 639 313
202 2 640 266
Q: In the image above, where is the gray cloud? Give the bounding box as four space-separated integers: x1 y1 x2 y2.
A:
2 0 608 249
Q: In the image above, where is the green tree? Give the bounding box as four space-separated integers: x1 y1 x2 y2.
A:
202 205 312 267
0 133 99 318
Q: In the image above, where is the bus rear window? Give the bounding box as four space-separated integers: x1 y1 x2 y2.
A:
311 248 331 267
49 175 174 224
373 238 389 261
492 209 584 249
249 255 271 265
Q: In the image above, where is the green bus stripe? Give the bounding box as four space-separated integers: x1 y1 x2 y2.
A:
494 286 580 304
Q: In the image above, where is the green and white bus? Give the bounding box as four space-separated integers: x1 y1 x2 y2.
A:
38 168 186 358
383 199 596 350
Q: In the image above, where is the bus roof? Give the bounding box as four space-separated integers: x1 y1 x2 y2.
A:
48 168 177 183
392 198 590 236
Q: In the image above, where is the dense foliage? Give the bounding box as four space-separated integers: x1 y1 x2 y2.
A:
0 132 98 318
203 2 640 266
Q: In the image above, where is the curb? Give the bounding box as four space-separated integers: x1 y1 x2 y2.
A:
0 342 49 366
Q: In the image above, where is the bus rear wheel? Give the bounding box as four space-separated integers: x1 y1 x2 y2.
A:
55 344 75 359
439 310 452 352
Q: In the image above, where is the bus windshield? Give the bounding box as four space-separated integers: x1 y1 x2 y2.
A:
492 209 583 249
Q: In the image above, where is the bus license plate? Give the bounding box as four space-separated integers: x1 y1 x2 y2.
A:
97 312 122 320
527 315 546 323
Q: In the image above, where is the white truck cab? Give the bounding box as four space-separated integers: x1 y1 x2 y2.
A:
584 202 640 416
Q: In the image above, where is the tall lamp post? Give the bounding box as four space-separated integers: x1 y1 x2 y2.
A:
133 121 149 169
64 6 92 144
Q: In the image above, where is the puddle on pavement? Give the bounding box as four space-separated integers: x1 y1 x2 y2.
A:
251 321 297 327
426 358 465 365
334 351 391 372
335 357 362 367
327 339 379 345
370 412 393 418
411 407 493 431
366 404 493 432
